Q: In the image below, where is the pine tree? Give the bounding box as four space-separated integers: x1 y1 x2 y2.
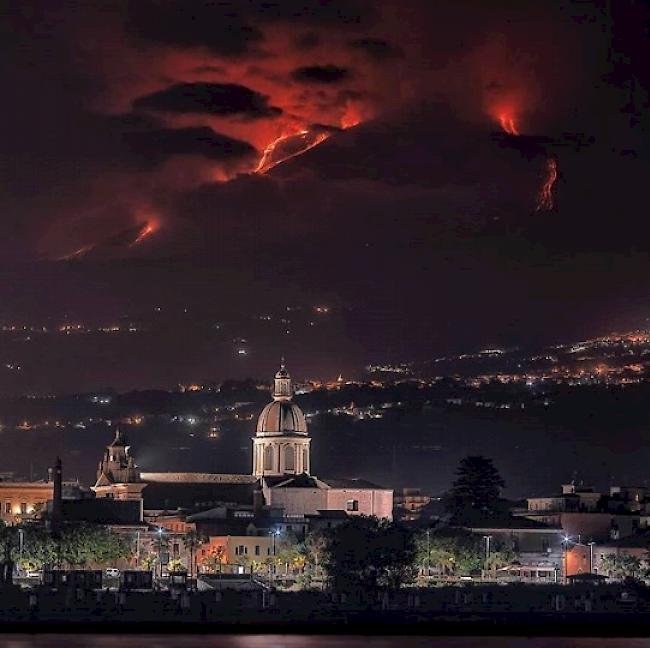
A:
446 455 505 516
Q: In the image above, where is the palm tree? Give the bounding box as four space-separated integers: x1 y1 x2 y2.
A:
205 546 225 575
184 530 202 579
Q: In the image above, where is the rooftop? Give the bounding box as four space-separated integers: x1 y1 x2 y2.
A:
141 472 256 485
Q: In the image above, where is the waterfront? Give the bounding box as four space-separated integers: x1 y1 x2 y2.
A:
0 637 649 648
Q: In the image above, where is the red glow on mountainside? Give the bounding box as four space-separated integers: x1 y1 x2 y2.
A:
130 220 159 246
497 112 520 136
536 157 558 211
255 129 330 174
59 244 95 261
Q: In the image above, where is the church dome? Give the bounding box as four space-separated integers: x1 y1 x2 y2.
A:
255 361 308 436
256 400 307 436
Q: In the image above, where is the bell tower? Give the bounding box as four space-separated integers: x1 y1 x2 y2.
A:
92 428 147 502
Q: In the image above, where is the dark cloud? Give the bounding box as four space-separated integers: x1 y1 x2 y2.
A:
123 126 257 165
291 65 351 84
126 2 263 56
242 0 378 27
133 83 282 119
127 0 377 56
348 37 402 60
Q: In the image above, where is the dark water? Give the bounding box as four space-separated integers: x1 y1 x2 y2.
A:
0 638 648 648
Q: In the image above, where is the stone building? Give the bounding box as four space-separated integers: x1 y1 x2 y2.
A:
91 362 391 524
0 479 54 524
252 363 311 477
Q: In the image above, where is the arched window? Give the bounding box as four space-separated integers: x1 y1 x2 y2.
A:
264 445 273 471
284 445 295 471
303 447 309 473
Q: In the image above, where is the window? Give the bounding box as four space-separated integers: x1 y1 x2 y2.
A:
264 446 273 471
20 503 27 515
255 545 260 556
235 545 248 556
284 445 295 471
346 499 359 512
4 502 10 514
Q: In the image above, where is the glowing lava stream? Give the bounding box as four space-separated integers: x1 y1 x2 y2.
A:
255 129 330 174
129 220 158 246
498 113 520 136
59 244 94 261
536 157 558 211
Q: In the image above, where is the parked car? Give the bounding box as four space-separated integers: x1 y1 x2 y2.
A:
105 568 120 578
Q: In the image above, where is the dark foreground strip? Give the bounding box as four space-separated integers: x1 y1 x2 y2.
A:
0 615 647 637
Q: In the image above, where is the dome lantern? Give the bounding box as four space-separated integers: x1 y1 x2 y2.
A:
273 357 292 401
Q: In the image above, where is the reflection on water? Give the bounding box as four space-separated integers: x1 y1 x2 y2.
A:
0 638 650 648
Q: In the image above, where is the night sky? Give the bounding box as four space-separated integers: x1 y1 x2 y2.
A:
2 1 650 389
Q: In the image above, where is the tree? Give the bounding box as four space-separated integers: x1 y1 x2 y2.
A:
141 553 158 572
414 528 483 577
295 531 328 589
167 558 187 573
184 530 202 579
273 531 301 577
322 516 416 593
446 455 505 516
204 545 225 574
19 526 58 571
53 524 130 568
601 554 643 580
0 524 18 583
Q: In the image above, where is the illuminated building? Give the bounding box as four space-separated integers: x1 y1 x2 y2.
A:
394 488 433 522
252 362 310 477
89 362 393 528
92 428 147 504
0 479 54 523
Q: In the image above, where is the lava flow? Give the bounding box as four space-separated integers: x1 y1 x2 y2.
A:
255 129 330 174
129 220 158 246
59 243 95 261
498 113 520 136
536 156 558 211
58 220 159 261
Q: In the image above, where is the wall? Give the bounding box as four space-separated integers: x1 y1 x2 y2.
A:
198 535 272 571
0 483 53 523
266 486 393 520
325 488 394 520
560 513 639 541
265 488 327 517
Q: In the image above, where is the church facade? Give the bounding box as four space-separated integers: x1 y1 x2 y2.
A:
92 363 393 523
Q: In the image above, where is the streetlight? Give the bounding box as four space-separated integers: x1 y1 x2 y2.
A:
426 529 431 580
562 535 570 583
483 535 492 579
588 541 595 574
18 529 24 575
157 527 165 581
269 528 281 587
